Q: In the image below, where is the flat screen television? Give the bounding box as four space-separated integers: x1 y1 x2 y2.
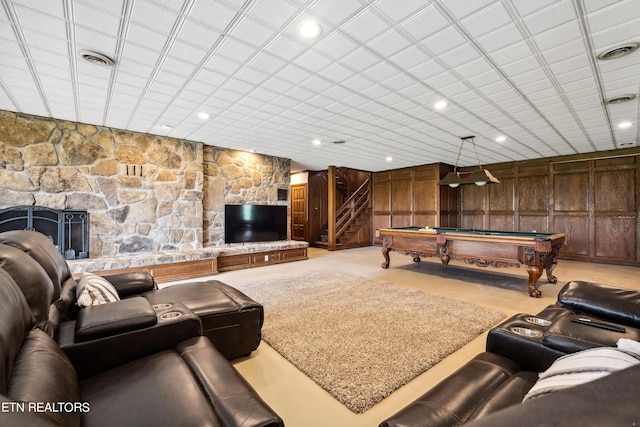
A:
224 204 288 243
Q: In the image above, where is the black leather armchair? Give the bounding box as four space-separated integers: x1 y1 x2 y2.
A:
0 242 284 427
0 230 263 359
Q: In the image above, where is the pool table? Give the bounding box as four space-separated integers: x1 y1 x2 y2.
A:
377 226 566 297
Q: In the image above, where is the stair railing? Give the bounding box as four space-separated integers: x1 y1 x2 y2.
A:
335 178 370 242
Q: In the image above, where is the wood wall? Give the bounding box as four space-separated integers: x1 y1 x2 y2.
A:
372 164 457 244
463 152 639 265
372 148 640 266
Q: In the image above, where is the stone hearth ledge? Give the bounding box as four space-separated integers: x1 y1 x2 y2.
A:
68 240 309 274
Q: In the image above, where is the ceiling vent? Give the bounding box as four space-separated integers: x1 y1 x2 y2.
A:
596 43 639 60
332 140 346 144
78 50 115 66
605 94 637 105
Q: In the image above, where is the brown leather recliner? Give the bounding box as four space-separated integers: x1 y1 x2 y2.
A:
0 245 284 427
0 230 263 360
380 280 640 427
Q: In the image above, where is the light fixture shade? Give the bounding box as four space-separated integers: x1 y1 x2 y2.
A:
469 169 500 186
438 136 500 187
439 169 500 187
439 171 463 187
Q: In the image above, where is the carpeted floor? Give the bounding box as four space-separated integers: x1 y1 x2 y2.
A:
235 271 505 413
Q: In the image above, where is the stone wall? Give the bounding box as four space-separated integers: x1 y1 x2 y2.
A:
203 147 290 246
0 110 290 256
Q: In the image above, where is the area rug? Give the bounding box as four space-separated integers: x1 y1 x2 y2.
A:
234 271 505 413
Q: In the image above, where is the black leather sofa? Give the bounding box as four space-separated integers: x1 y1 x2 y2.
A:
0 230 262 360
380 280 640 427
0 241 284 426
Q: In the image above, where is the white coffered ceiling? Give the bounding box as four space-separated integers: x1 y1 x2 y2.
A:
1 0 639 172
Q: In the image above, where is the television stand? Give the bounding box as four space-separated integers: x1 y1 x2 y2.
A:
217 247 307 272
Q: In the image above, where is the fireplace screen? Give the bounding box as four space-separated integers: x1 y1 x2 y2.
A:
0 205 90 259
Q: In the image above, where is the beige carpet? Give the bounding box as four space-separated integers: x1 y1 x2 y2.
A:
235 271 505 413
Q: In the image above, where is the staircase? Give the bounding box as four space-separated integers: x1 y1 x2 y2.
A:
314 174 371 250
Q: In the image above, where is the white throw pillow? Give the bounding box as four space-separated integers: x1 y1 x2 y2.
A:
523 338 640 401
76 272 120 307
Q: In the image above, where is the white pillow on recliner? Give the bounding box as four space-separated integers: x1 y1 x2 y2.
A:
523 339 640 401
76 272 120 307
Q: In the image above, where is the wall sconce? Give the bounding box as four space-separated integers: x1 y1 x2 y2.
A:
438 136 500 187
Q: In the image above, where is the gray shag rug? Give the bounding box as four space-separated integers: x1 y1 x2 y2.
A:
235 271 505 413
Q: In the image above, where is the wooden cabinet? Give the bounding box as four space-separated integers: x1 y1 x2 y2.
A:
217 247 308 272
91 258 218 284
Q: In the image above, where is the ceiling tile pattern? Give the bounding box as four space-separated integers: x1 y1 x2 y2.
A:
1 0 638 171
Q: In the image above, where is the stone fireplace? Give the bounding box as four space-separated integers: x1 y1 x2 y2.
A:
0 110 291 257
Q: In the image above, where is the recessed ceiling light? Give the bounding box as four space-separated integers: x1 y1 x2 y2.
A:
198 112 210 120
312 139 321 145
159 124 173 130
249 149 256 153
618 121 633 129
434 101 448 110
496 136 506 143
386 156 393 162
298 19 322 39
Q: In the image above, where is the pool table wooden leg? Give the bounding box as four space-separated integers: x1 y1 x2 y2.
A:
545 260 559 284
381 247 390 268
524 265 543 298
439 242 450 266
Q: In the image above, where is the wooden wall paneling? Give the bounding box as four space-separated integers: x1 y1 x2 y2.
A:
461 183 485 211
553 214 590 257
438 163 459 227
592 157 638 262
519 215 549 233
489 215 515 230
372 173 392 244
595 216 636 260
307 172 328 242
488 177 514 212
391 171 413 227
553 172 589 212
461 214 485 229
488 176 515 230
517 174 549 212
551 161 590 258
372 164 450 240
594 168 635 212
439 186 458 227
414 167 438 227
460 184 486 228
452 149 640 265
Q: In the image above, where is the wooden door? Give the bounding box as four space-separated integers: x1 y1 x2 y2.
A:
291 184 307 241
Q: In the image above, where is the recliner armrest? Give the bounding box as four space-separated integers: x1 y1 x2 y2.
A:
75 297 157 342
543 313 640 353
100 271 157 297
558 281 640 327
61 302 202 380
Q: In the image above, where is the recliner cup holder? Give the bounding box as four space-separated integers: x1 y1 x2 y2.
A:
160 311 182 320
525 317 551 327
153 303 172 310
510 326 542 338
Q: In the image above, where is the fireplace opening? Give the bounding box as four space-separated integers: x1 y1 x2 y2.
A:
0 205 90 259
